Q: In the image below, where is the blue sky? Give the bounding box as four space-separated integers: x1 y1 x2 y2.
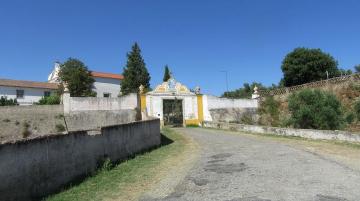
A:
0 0 359 95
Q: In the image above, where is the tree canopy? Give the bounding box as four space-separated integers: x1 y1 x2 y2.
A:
221 82 270 99
163 65 171 82
354 64 360 73
58 58 96 97
121 43 151 95
281 48 339 87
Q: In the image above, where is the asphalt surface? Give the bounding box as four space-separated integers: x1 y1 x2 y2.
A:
142 128 360 201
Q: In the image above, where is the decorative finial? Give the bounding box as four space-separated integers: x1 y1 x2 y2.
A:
252 85 260 99
139 85 145 94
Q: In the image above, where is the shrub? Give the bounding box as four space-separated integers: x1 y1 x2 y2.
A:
55 124 66 132
37 94 61 105
240 113 255 125
345 112 355 124
22 122 31 138
354 100 360 121
259 96 280 126
0 96 18 106
288 89 344 130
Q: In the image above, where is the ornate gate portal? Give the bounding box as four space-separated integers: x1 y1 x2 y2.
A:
163 99 183 126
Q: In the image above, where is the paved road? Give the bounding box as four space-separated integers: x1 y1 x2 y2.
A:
143 128 360 201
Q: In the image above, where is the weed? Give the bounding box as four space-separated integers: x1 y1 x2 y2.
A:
55 124 66 132
22 122 31 138
55 114 64 119
15 121 20 125
186 124 199 128
2 119 10 123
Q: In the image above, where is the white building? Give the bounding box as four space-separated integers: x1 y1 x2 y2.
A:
48 62 123 98
0 79 58 105
0 62 123 105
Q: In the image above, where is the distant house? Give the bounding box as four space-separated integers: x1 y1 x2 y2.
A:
0 79 58 105
0 62 123 105
48 62 123 98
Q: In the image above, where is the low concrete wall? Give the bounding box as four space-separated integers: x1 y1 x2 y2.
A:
0 119 161 201
203 121 360 143
64 93 138 113
65 110 137 131
202 95 258 122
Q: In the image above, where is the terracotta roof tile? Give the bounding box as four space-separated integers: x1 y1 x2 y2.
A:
91 71 124 80
0 79 59 90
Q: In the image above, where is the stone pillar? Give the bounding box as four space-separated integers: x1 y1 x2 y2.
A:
63 84 71 114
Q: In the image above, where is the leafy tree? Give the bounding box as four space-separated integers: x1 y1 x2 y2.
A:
121 43 151 95
36 94 61 105
0 96 18 106
288 89 344 130
354 64 360 73
163 65 171 82
59 58 96 97
281 48 339 87
337 68 353 76
221 82 268 99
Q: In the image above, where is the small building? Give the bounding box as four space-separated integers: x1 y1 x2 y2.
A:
0 79 58 105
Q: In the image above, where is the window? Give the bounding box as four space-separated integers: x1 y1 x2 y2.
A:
103 93 111 98
16 90 24 99
44 91 51 97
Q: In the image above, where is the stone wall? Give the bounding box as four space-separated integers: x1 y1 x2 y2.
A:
0 119 161 201
203 121 360 143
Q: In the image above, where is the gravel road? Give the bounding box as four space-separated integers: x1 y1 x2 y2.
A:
141 128 360 201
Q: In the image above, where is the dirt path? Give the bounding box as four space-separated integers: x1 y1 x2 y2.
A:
141 128 360 201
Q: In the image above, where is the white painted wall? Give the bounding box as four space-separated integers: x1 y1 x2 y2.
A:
202 95 258 121
93 77 121 98
63 93 137 113
0 86 56 105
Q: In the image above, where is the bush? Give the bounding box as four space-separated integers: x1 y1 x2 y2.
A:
37 94 61 105
288 89 344 130
259 96 280 126
354 100 360 121
0 96 18 106
55 124 66 132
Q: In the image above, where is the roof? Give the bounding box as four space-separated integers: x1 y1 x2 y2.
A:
0 78 58 90
91 71 124 80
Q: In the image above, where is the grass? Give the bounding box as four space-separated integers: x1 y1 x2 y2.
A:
45 127 187 201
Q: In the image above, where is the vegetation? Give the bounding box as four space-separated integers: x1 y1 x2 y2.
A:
281 48 340 87
22 121 31 138
353 100 360 121
258 96 281 126
121 43 151 95
46 128 187 201
37 94 61 105
354 64 360 73
221 82 276 99
163 65 171 82
288 89 344 130
55 124 66 132
0 96 18 106
59 58 96 97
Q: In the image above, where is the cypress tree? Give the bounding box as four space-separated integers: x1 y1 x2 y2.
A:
163 65 171 82
121 43 151 95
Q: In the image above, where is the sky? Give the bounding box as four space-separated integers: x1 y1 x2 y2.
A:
0 0 359 96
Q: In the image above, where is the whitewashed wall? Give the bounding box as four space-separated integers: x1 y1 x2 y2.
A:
64 93 137 113
203 95 258 121
93 77 121 98
0 86 56 105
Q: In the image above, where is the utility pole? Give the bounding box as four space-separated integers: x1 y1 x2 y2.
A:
220 70 229 92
